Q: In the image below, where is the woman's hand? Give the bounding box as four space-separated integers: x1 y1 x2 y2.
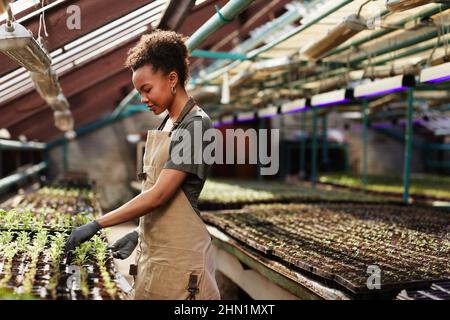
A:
65 220 102 252
109 230 139 259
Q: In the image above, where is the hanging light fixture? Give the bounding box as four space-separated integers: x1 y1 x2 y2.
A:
54 109 74 132
237 111 256 123
64 130 77 140
386 0 436 12
30 69 62 98
281 98 309 114
302 14 367 59
257 106 279 119
354 74 416 99
0 0 10 14
47 94 70 111
221 115 234 126
311 89 354 107
0 21 51 73
31 67 73 130
420 62 450 83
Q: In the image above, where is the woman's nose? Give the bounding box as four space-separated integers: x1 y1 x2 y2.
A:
141 95 148 104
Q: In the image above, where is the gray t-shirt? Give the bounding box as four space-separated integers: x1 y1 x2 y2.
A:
163 108 213 216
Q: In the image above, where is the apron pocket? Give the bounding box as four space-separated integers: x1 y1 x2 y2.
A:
143 262 204 300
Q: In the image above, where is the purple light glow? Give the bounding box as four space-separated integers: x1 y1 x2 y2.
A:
399 119 426 126
424 74 450 83
372 119 426 130
350 124 363 132
356 86 407 99
371 123 392 130
313 98 350 108
236 117 257 123
282 106 309 114
259 114 278 119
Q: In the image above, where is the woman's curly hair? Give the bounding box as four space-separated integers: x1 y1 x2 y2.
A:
125 30 190 86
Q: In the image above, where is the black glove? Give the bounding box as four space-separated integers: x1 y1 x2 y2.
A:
65 220 101 253
109 230 139 259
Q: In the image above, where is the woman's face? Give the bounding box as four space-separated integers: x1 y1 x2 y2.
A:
132 64 177 115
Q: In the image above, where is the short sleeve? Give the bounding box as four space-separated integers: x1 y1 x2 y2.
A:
163 114 213 180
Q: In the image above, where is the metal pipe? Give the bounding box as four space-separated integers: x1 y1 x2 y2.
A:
362 99 369 191
63 139 68 172
403 89 414 204
322 113 329 164
311 107 318 189
371 35 449 66
196 2 305 79
300 111 306 180
307 28 441 83
0 162 47 193
186 0 256 51
286 28 444 90
194 0 353 85
247 0 354 60
257 117 265 181
0 139 47 151
48 108 143 149
325 5 445 57
290 7 450 86
191 49 247 61
195 3 446 90
351 28 439 66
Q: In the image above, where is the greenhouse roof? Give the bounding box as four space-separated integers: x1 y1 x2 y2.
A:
0 0 290 141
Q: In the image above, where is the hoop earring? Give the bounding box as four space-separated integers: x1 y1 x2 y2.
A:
171 86 176 96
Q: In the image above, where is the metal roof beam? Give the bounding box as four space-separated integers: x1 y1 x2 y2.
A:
157 0 195 31
0 0 152 77
0 37 139 129
8 70 132 141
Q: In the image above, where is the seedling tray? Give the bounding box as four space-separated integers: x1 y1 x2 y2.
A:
202 203 450 298
0 229 123 300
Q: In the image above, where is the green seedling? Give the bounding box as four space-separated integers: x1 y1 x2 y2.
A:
16 231 30 253
73 242 92 266
91 235 108 266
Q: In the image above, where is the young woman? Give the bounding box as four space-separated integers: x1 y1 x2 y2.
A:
65 30 220 300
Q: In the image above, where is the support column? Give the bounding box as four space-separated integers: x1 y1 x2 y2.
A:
403 89 414 204
311 108 318 189
362 99 369 192
257 118 265 182
63 139 68 172
300 111 306 180
322 113 329 165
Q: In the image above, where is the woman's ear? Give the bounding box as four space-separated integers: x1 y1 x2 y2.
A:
168 71 179 88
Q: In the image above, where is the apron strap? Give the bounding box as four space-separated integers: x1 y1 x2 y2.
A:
157 97 197 133
157 115 170 131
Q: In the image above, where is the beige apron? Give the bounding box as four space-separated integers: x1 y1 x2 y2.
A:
132 98 221 300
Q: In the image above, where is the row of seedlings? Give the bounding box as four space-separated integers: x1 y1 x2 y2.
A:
0 184 123 300
198 180 400 211
202 203 450 297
